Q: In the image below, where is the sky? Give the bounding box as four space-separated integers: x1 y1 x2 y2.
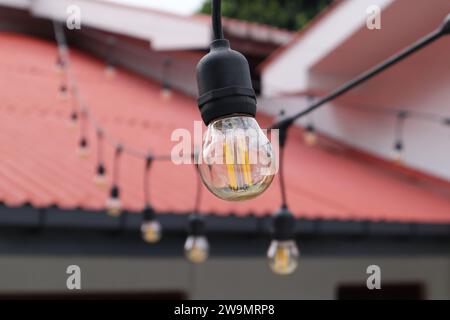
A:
108 0 206 15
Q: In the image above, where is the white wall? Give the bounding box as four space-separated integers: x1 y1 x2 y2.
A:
0 255 448 299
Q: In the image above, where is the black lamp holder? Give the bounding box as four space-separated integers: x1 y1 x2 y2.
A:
196 0 257 125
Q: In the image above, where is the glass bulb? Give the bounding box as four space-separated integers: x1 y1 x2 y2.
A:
93 173 107 189
106 197 121 216
304 131 317 146
77 145 89 159
68 117 77 130
184 236 209 263
392 150 403 164
59 85 68 100
160 88 172 101
141 220 162 243
267 240 299 275
198 116 275 201
105 65 116 78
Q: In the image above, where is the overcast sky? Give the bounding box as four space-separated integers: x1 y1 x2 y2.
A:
108 0 206 15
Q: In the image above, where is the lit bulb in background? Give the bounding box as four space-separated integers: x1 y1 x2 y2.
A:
267 207 299 275
55 56 65 74
93 164 107 189
160 83 172 101
267 240 299 275
392 141 404 164
185 235 209 264
198 116 275 201
68 111 78 130
58 84 68 100
104 64 116 79
77 138 89 159
140 206 162 244
303 124 317 146
106 185 121 216
184 215 209 264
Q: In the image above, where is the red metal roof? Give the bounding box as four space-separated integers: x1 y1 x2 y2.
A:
1 32 450 224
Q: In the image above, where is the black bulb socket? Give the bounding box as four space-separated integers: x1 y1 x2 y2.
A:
96 163 105 175
272 207 295 241
196 39 257 125
395 141 403 151
143 205 156 222
110 185 119 199
188 215 206 237
79 137 87 147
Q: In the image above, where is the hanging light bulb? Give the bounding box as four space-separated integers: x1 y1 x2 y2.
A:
77 137 88 158
140 205 162 244
303 124 318 146
196 39 275 201
160 57 173 101
105 64 116 79
55 55 65 74
160 82 173 101
59 84 68 100
267 207 299 275
106 185 121 216
93 163 107 189
68 111 78 130
184 215 209 263
392 141 404 164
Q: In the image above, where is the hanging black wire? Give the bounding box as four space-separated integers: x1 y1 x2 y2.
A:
79 109 88 149
212 0 224 40
393 111 408 153
273 19 449 130
112 144 123 185
277 126 288 209
162 57 172 89
143 154 153 206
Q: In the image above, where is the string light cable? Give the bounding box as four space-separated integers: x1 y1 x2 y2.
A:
272 14 450 132
141 154 163 244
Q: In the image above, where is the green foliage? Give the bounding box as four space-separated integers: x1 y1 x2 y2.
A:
200 0 332 31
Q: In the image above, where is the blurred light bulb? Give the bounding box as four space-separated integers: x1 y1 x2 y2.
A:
105 64 116 79
55 57 65 74
68 112 78 130
106 186 121 216
106 198 121 216
59 84 68 100
93 174 107 189
184 236 209 264
93 164 107 189
141 220 162 243
393 141 403 164
303 125 317 146
141 206 161 243
77 138 88 159
160 85 172 101
198 116 275 201
267 240 299 275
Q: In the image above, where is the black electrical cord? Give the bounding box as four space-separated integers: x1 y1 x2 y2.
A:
212 0 224 40
273 16 450 130
394 111 408 144
278 143 288 209
112 144 123 185
143 154 153 206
